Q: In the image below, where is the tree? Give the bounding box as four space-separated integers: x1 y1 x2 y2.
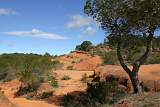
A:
84 0 160 93
75 41 93 52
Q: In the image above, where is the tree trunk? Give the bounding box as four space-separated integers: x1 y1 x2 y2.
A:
129 70 142 93
115 27 155 93
116 33 153 93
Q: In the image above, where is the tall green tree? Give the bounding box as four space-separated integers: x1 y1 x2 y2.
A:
84 0 160 93
75 41 93 52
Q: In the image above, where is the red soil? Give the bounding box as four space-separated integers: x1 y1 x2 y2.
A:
54 52 102 71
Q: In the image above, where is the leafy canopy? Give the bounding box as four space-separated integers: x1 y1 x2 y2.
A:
84 0 160 35
75 41 93 52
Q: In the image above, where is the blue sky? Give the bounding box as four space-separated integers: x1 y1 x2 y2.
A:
0 0 105 55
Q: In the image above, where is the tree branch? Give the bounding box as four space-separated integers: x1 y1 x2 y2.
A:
135 32 154 67
131 28 154 73
117 41 131 74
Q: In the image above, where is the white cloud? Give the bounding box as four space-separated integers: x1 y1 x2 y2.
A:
0 8 16 16
67 14 98 37
3 29 69 40
67 15 93 28
83 27 96 35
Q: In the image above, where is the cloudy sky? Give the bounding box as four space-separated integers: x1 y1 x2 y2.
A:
0 0 105 55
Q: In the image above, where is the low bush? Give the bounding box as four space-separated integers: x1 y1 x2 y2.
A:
71 61 76 64
67 66 74 70
51 80 59 88
146 53 160 64
40 91 53 99
62 81 125 107
52 60 64 70
61 75 71 80
86 81 121 103
102 51 119 65
81 73 88 83
48 74 59 88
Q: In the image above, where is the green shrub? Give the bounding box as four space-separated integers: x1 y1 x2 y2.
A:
52 60 64 70
61 75 71 80
51 80 59 88
79 59 84 62
67 66 74 70
0 53 56 95
81 73 88 83
62 81 124 107
19 56 52 92
102 51 119 65
146 53 160 64
48 74 59 88
3 72 17 82
71 61 76 64
41 91 53 99
126 46 146 63
0 53 54 81
75 41 94 52
86 82 119 103
15 83 40 96
24 92 36 100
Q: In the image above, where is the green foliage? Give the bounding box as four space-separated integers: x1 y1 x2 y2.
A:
62 81 124 107
61 75 71 80
81 73 88 83
126 46 146 63
71 61 76 64
52 60 64 70
18 84 39 95
67 66 73 70
79 59 84 62
41 91 53 99
86 82 121 103
84 0 160 93
75 41 94 52
24 92 35 100
85 0 160 33
153 36 160 48
102 51 119 65
107 35 147 49
0 53 57 94
84 0 160 65
48 74 59 88
51 80 59 88
44 52 51 57
106 35 160 50
146 53 160 64
90 47 105 57
18 54 53 90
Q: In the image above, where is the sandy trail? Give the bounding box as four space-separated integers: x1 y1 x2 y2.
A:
53 70 93 95
9 98 54 107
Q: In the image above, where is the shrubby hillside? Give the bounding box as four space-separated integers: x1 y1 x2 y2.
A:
75 36 160 65
0 53 54 82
